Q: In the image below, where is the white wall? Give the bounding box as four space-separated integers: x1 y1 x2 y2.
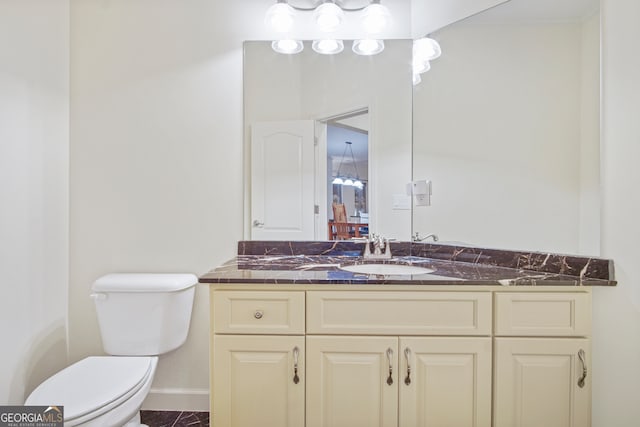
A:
579 12 601 255
0 0 69 404
69 0 247 409
412 18 599 253
592 0 640 425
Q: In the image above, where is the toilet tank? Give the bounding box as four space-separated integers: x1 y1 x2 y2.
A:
91 273 198 356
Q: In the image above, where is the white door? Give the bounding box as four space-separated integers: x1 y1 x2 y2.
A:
494 337 591 427
212 335 305 427
251 120 315 240
306 336 399 427
399 337 492 427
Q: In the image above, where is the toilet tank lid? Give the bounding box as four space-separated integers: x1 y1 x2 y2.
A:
92 273 198 292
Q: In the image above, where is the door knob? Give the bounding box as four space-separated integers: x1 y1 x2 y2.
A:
253 220 264 227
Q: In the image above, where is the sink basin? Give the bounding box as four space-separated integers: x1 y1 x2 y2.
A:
340 263 435 276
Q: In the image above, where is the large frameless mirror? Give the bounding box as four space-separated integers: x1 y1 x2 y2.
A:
244 40 412 241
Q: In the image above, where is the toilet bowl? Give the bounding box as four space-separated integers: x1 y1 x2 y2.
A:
25 273 197 427
26 357 158 426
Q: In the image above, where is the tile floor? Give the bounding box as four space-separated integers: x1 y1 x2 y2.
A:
140 411 209 426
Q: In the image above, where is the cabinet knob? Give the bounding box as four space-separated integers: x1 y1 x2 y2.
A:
254 310 264 319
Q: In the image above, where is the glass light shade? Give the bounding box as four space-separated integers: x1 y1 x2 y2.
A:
272 39 304 54
353 180 364 189
332 177 344 184
413 58 430 74
412 72 422 86
314 2 344 32
413 37 441 62
265 2 295 33
343 178 354 186
352 39 385 56
362 3 391 34
312 39 344 55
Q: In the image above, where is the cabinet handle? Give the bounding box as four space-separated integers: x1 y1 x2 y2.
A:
404 347 412 385
254 310 264 319
578 349 587 388
386 348 394 386
293 346 300 384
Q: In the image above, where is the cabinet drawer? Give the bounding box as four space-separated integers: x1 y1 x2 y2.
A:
213 291 305 334
494 292 591 337
307 291 492 335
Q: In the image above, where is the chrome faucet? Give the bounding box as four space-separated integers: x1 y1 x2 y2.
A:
364 233 392 259
413 232 439 242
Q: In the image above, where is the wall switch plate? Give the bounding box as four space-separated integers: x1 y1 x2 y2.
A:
392 194 412 210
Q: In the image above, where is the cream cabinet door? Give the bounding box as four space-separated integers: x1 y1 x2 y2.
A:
399 337 492 427
306 336 399 427
212 335 304 427
494 338 591 427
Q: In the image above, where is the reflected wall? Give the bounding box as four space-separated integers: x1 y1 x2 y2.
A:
412 6 600 254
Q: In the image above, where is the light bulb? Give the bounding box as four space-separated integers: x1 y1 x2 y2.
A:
413 37 441 62
352 39 385 56
265 2 295 33
314 2 344 32
412 58 430 74
312 39 344 55
362 3 391 34
332 177 344 185
343 178 354 186
353 180 364 189
272 39 304 54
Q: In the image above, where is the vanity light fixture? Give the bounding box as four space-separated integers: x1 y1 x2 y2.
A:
412 36 442 85
265 1 296 33
314 1 345 32
313 39 345 55
272 39 305 54
361 0 391 34
352 39 384 56
265 0 390 56
332 141 364 188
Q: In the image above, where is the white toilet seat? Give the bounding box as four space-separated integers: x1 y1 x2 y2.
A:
26 356 157 425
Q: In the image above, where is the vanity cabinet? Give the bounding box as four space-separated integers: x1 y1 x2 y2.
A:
210 287 591 427
306 335 399 427
211 291 305 427
493 292 592 427
212 335 304 427
399 337 492 427
306 290 493 427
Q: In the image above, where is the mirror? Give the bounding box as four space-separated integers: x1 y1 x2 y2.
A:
244 40 413 241
412 0 600 255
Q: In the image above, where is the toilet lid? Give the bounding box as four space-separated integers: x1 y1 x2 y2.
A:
26 356 154 421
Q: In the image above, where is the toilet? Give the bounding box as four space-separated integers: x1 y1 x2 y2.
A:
25 273 198 427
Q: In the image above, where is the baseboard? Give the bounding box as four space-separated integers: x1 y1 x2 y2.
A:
141 387 210 412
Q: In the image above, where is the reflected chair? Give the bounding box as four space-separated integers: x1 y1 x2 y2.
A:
329 203 351 240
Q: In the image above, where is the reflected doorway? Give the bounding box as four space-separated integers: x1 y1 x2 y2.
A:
326 111 369 240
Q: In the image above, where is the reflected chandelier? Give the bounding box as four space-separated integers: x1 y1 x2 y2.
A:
265 0 391 56
332 141 364 188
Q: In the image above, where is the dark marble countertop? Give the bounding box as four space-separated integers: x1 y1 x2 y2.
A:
199 241 616 287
